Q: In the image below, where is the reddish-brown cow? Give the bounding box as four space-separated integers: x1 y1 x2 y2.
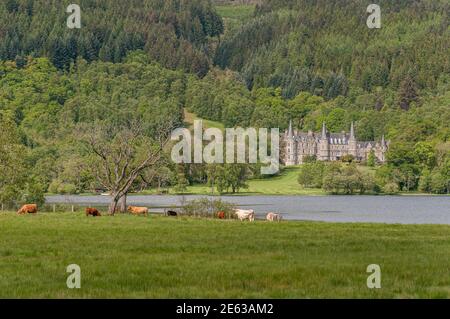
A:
86 208 101 217
17 204 38 215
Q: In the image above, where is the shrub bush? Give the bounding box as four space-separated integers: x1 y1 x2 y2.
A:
181 198 235 218
383 182 400 194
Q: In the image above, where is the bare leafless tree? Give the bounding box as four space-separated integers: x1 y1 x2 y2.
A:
77 119 174 215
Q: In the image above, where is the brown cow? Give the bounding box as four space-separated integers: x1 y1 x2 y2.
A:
127 206 149 216
17 204 38 215
86 208 101 217
217 211 225 219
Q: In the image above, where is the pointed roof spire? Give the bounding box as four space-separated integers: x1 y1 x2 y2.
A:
321 122 327 139
288 120 293 137
350 122 355 139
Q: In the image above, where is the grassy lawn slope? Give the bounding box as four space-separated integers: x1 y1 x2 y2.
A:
145 166 325 195
215 4 255 32
175 166 324 195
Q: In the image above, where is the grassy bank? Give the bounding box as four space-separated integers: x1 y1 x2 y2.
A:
0 212 449 298
142 166 326 196
139 165 440 196
245 166 324 195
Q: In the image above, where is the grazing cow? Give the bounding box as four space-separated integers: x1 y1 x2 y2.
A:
85 208 101 217
234 209 255 222
217 211 226 219
266 212 282 222
167 210 178 217
17 204 38 215
127 206 149 216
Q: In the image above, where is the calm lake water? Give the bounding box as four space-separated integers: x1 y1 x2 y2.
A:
45 195 450 225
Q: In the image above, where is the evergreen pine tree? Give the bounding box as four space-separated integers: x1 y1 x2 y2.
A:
398 75 419 111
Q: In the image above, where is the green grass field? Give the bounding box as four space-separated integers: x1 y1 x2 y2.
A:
144 166 325 196
184 109 225 130
215 4 255 21
0 212 449 298
186 166 324 195
215 4 255 31
246 166 325 195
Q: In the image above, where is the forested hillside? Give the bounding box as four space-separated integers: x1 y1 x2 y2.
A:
215 0 449 101
189 0 449 139
187 0 449 195
0 0 449 204
0 53 189 204
0 0 223 76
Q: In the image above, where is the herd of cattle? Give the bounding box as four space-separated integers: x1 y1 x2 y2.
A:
15 204 283 222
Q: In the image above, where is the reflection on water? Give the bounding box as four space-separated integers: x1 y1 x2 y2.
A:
46 195 450 225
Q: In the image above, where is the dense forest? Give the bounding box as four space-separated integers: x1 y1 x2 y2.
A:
0 0 449 208
0 0 223 76
216 0 449 99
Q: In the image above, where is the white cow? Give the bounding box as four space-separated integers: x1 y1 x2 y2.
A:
234 209 255 222
266 212 282 222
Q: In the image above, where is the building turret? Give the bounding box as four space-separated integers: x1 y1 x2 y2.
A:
379 134 387 162
288 120 293 138
350 121 355 140
321 121 327 139
318 122 330 161
348 122 357 158
285 120 297 166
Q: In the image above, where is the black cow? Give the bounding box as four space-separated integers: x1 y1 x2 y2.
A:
167 210 178 217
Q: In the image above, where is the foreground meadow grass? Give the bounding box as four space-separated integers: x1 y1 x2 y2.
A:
0 212 449 298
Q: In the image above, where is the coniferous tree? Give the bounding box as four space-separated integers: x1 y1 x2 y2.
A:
398 75 419 111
